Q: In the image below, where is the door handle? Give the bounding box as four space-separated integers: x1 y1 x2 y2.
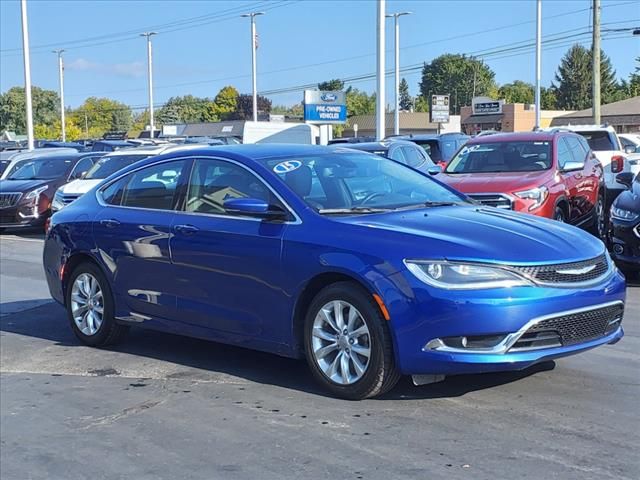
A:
174 224 199 235
99 219 120 228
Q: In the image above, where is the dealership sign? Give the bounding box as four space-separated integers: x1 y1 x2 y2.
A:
430 94 450 123
303 90 347 124
472 96 504 115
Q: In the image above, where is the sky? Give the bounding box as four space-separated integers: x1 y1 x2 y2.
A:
0 0 638 113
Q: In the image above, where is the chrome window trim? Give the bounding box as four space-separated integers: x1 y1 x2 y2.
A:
423 300 624 354
96 155 302 225
404 254 614 289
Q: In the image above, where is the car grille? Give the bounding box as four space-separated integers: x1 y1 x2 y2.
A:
511 254 609 285
468 193 513 209
58 193 81 205
0 192 21 209
510 302 624 351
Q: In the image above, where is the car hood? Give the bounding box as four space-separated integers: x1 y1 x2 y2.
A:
334 206 604 264
0 178 51 193
438 171 548 194
612 183 640 214
58 178 102 195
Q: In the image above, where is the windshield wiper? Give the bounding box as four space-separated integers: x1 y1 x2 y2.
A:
318 207 391 215
393 201 467 211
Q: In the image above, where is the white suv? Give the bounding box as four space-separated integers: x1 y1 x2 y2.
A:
52 144 202 211
553 125 638 205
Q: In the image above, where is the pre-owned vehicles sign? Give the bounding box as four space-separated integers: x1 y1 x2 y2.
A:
303 90 347 124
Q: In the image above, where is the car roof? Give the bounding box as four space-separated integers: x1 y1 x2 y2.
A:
94 140 134 146
3 147 79 161
466 131 562 144
550 124 616 133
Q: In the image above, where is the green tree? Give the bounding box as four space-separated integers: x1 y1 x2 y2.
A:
318 79 345 91
345 87 375 116
553 44 618 110
155 95 214 124
399 78 413 111
0 86 60 134
213 86 239 119
69 97 132 137
231 94 272 120
414 95 429 113
540 87 558 109
628 57 640 97
419 54 497 108
498 80 535 104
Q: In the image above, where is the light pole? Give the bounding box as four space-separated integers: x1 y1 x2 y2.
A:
376 0 386 140
592 0 601 125
241 12 265 122
534 0 541 130
20 0 34 150
53 49 66 141
386 11 411 136
140 32 157 138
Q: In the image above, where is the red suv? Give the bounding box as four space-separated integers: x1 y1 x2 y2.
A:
438 131 605 237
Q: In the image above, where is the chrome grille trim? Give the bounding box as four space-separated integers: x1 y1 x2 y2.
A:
510 254 610 286
468 193 513 210
0 192 22 209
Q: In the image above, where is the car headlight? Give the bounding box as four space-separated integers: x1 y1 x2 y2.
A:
404 260 532 289
515 186 549 211
51 190 65 211
610 206 639 221
24 185 48 204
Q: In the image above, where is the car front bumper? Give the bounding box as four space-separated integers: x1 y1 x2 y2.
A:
0 205 47 228
387 267 626 375
609 218 640 271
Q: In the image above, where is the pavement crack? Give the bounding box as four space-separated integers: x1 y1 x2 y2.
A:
77 400 163 430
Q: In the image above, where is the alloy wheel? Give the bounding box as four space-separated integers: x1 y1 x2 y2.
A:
70 273 104 336
311 300 371 385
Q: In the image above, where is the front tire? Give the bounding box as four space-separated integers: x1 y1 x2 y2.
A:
66 262 128 347
303 282 400 400
592 194 606 240
554 206 566 223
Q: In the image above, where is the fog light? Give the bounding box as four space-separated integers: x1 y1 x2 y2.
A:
613 244 624 255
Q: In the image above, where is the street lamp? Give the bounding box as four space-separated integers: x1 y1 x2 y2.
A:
20 0 34 150
386 11 411 136
52 49 66 141
241 12 265 122
140 32 157 138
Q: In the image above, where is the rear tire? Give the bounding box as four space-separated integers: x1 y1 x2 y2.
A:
303 282 400 400
66 262 128 347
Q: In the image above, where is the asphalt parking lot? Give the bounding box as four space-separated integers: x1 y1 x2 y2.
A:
0 233 638 480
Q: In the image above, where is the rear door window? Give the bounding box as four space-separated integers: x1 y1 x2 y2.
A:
401 146 426 168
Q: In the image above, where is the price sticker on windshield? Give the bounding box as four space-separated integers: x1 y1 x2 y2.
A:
273 160 302 174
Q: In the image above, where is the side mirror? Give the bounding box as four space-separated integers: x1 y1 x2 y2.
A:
616 172 634 189
223 197 286 219
427 165 442 176
623 145 635 155
561 161 584 172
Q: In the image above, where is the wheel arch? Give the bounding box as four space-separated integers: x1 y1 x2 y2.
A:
61 252 107 306
291 271 384 357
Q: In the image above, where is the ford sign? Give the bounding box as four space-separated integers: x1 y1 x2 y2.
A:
321 93 337 102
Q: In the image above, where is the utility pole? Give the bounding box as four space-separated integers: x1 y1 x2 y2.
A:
20 0 34 150
534 0 541 130
241 12 265 122
592 0 601 125
140 32 157 138
53 49 66 141
386 11 411 136
376 0 386 140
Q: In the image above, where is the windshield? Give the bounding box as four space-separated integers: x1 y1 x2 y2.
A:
8 158 73 180
576 131 615 151
446 141 552 174
84 154 150 179
266 152 465 212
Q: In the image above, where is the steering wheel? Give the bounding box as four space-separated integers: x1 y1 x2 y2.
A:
359 192 386 205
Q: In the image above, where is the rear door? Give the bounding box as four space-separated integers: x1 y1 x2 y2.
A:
93 158 188 322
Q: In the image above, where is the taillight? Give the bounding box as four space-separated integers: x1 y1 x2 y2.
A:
611 155 624 173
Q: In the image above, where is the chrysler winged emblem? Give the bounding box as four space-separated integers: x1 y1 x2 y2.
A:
556 265 597 275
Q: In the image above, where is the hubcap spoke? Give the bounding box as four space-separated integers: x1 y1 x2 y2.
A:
312 300 371 385
71 273 103 337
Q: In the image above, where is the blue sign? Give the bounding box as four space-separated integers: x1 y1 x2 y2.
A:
303 90 347 125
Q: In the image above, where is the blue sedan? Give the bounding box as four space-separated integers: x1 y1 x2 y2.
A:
43 145 626 399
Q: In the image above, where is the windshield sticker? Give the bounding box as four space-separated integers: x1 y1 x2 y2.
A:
273 160 302 174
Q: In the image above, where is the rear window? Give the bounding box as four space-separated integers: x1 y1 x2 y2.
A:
413 140 441 161
575 131 615 151
446 141 552 174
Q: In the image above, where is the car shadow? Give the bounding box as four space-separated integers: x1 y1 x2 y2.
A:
0 300 556 400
